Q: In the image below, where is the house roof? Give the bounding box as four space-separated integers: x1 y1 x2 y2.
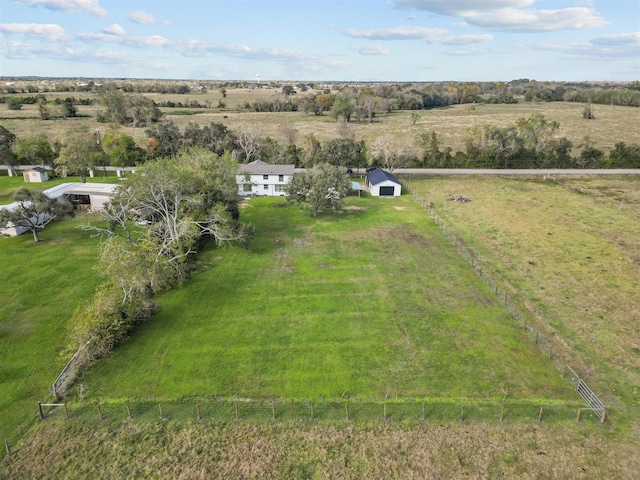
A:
42 182 117 199
25 167 48 173
366 168 401 186
237 160 295 176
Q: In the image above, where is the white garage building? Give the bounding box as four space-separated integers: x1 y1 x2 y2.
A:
366 169 402 197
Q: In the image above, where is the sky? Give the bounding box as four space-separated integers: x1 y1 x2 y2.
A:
0 0 639 82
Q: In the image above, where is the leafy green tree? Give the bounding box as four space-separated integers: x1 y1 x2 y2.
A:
101 130 145 167
285 163 351 217
97 87 127 124
125 94 162 127
16 134 55 166
61 97 78 118
332 96 354 122
55 131 107 181
0 125 18 175
0 188 74 242
315 138 366 169
145 120 182 158
576 136 604 168
6 97 22 110
607 142 640 168
282 85 296 96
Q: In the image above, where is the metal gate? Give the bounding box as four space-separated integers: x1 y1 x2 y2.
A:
566 367 606 422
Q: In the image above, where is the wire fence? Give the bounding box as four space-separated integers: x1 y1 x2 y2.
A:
35 398 599 426
403 179 606 420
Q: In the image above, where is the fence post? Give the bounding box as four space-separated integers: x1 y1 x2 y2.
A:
383 404 387 421
345 403 350 421
234 403 239 421
460 406 464 423
271 401 275 421
64 403 69 420
500 404 504 423
97 404 103 420
158 404 163 420
126 403 132 420
38 402 44 420
422 403 425 421
601 409 607 424
535 331 539 345
576 408 582 423
196 404 201 421
4 440 9 456
310 403 314 421
537 406 544 424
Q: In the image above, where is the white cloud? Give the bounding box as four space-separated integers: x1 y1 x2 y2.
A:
103 24 125 36
16 0 108 17
465 7 609 32
395 0 608 33
0 23 68 42
535 32 640 58
77 32 171 48
344 26 448 41
396 0 534 15
351 44 390 55
0 40 73 59
439 34 493 45
344 26 492 45
128 10 169 25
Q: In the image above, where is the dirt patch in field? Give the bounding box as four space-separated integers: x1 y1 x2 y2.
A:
394 206 406 210
343 206 367 211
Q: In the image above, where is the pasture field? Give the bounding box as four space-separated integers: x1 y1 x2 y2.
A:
71 195 570 402
407 175 640 419
2 92 639 154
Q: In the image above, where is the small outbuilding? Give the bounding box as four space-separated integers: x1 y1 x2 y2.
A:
366 169 401 197
23 167 49 183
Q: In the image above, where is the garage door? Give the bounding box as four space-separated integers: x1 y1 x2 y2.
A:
379 186 395 196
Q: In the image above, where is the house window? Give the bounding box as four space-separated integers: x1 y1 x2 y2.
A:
279 175 284 182
263 174 269 180
243 184 252 192
263 185 269 190
275 185 284 192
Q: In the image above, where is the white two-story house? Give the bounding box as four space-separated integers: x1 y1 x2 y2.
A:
237 160 295 197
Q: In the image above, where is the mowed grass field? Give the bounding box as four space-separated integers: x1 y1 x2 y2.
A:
408 175 640 418
74 195 570 402
0 211 104 449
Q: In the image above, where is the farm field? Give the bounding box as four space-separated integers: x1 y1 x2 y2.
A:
407 175 640 420
2 93 639 155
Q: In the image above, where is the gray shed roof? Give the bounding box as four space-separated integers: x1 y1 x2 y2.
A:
366 168 400 186
238 160 295 175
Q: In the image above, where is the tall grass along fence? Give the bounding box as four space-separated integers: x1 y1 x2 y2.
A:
33 398 595 426
404 179 607 422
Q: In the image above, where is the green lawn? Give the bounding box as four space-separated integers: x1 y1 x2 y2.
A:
0 213 104 448
76 195 572 402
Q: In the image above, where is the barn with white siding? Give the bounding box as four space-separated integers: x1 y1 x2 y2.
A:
366 169 402 197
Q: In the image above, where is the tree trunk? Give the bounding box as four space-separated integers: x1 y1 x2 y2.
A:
31 229 40 243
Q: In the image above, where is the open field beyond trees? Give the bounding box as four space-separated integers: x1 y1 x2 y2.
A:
2 89 639 156
2 175 640 478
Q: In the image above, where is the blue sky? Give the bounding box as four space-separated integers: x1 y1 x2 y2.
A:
1 0 638 81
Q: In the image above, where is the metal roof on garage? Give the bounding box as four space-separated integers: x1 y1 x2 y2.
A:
366 168 401 186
